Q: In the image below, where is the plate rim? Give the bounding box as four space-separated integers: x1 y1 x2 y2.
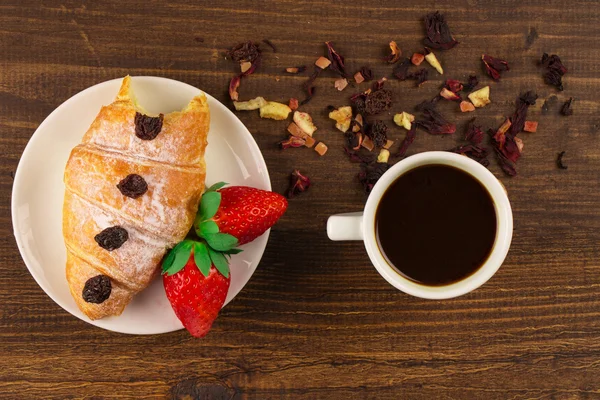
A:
11 76 271 334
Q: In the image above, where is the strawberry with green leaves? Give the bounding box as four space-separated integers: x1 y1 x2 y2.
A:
162 182 287 338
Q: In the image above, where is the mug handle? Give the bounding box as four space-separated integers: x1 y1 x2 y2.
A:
326 212 364 241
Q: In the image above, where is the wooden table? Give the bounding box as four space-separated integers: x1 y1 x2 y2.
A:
2 1 600 398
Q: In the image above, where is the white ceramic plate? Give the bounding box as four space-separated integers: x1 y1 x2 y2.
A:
11 76 271 334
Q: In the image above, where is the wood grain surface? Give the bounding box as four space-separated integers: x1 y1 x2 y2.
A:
2 0 600 399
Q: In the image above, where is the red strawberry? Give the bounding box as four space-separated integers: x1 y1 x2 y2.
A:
163 254 230 338
212 186 287 245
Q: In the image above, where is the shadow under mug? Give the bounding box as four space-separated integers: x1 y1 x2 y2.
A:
327 151 513 299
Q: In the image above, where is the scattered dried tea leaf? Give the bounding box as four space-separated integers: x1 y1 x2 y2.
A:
366 120 389 148
482 54 510 81
463 75 479 92
411 53 425 66
557 151 568 169
416 107 456 135
228 41 261 63
542 95 558 114
373 77 387 90
377 149 390 163
393 112 415 130
561 97 574 116
524 121 538 132
449 144 489 166
460 101 475 112
465 120 484 144
260 101 292 120
541 53 568 91
423 11 459 50
286 170 310 198
395 126 417 158
525 27 539 49
289 98 299 111
329 106 353 133
285 66 307 74
314 142 328 156
393 58 412 81
301 67 322 105
445 79 463 93
354 71 365 84
361 136 375 151
359 162 390 193
440 87 461 101
359 67 373 81
385 41 402 64
279 136 305 149
233 96 268 111
509 91 537 135
424 49 443 74
315 56 332 69
335 78 349 91
293 111 318 136
468 86 491 108
325 41 348 77
409 69 429 86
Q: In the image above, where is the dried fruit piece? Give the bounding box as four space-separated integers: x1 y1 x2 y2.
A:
423 11 459 50
135 113 164 140
314 142 328 156
468 86 491 108
335 78 349 91
354 71 365 84
424 49 443 74
288 98 299 111
557 151 568 169
440 88 461 101
117 174 148 199
460 101 475 112
279 136 305 149
286 170 310 198
366 120 388 148
377 149 390 163
328 106 352 133
362 137 375 151
285 66 307 74
385 41 402 64
482 55 510 81
416 107 456 135
345 132 364 151
82 275 112 304
411 53 425 66
315 56 332 69
240 61 252 74
94 226 128 251
514 137 524 153
293 111 317 136
561 97 574 116
493 118 512 148
233 96 268 111
260 102 292 120
393 112 415 130
287 122 308 139
383 140 394 150
541 53 568 91
524 121 538 133
353 114 364 132
464 121 484 145
304 136 316 148
364 89 393 115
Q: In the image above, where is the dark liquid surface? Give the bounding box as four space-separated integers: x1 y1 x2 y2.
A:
375 165 497 286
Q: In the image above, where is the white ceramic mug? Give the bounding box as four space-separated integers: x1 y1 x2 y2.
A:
327 151 513 299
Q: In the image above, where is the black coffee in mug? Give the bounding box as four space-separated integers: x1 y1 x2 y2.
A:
375 164 497 286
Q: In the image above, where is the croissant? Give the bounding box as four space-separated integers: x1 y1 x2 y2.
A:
62 76 209 320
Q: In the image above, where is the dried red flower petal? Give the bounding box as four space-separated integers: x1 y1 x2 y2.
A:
464 120 484 145
393 58 412 81
463 75 478 92
561 97 574 116
228 41 261 63
358 162 390 194
286 170 311 198
423 11 459 50
416 107 456 135
285 66 307 74
360 66 373 81
415 97 441 111
279 136 305 149
301 67 322 105
363 89 393 115
445 79 463 93
343 146 375 164
541 53 568 91
482 55 510 81
408 69 428 87
557 151 568 170
449 144 490 166
493 118 512 149
366 121 389 148
509 91 538 135
325 41 348 78
344 132 364 151
229 75 241 101
492 139 517 177
395 126 417 158
385 41 402 64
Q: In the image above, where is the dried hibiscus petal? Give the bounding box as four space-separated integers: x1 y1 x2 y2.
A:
395 126 417 158
464 120 484 145
541 53 568 91
279 136 305 149
360 66 373 81
509 91 538 135
449 144 489 166
561 97 574 116
344 146 375 163
393 58 412 81
286 170 311 198
445 79 463 93
463 75 479 92
366 121 388 148
385 41 402 64
491 137 517 177
301 67 322 105
416 107 456 135
325 41 348 77
482 55 509 81
359 162 390 194
408 69 429 86
423 11 459 50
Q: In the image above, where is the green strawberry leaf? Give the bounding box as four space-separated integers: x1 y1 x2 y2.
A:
222 248 243 255
205 182 228 193
161 246 177 273
208 247 230 278
198 191 221 221
193 242 211 277
196 220 219 238
163 240 193 276
204 232 238 251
